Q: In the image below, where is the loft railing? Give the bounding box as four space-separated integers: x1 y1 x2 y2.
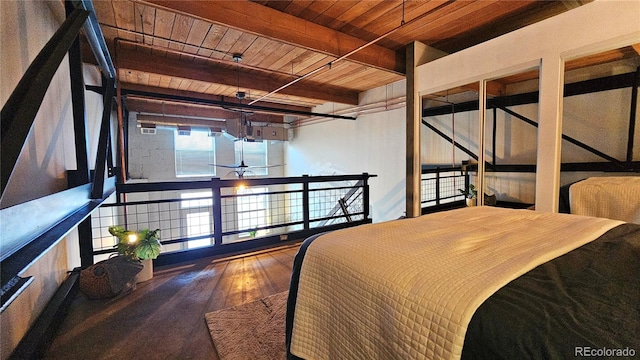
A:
88 173 375 266
420 166 467 212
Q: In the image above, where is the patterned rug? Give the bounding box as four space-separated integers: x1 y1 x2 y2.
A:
205 291 288 360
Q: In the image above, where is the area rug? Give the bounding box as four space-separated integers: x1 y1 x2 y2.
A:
205 291 288 360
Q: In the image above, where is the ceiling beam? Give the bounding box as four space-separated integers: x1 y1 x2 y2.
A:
125 97 284 124
120 82 311 115
123 87 357 120
116 46 359 105
138 0 405 74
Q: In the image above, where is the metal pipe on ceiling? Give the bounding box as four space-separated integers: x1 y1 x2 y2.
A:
291 95 407 127
248 0 456 106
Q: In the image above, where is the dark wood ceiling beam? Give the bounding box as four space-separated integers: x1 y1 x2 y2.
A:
117 46 359 105
138 0 405 74
120 82 311 115
125 97 284 124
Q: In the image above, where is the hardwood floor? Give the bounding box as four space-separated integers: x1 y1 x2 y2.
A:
45 244 300 359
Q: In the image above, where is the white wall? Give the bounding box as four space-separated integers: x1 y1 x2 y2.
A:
286 82 407 222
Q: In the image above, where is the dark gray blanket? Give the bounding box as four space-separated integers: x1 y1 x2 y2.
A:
287 224 640 359
461 223 640 359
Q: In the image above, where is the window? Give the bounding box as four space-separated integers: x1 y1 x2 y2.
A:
235 140 267 176
175 130 216 177
180 191 213 248
236 187 268 236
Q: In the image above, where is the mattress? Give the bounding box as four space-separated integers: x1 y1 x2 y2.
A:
286 207 628 360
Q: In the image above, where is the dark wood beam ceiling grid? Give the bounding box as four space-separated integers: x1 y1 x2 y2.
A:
139 0 405 74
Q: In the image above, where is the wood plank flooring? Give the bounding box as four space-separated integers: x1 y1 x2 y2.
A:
45 244 300 359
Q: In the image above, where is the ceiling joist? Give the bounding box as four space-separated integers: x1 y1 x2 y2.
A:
122 84 357 120
116 45 359 105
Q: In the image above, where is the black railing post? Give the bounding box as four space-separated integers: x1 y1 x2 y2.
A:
78 219 94 267
492 107 497 167
302 175 310 229
435 168 441 205
627 66 639 163
212 178 223 246
464 167 470 200
362 173 370 219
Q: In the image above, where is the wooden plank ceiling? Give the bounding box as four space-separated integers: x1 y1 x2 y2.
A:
88 0 598 121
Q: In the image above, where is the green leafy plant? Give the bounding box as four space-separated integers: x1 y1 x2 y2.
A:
458 183 478 199
109 226 161 261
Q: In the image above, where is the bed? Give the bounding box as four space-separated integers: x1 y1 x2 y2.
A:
560 176 640 224
285 207 640 359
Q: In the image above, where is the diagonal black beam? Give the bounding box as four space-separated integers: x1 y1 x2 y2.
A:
91 77 116 199
421 119 478 161
74 0 116 79
0 8 89 198
498 106 626 168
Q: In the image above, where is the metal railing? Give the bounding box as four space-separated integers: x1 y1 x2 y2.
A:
421 166 467 210
89 173 374 265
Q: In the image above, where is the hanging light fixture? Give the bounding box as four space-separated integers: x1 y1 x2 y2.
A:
233 54 245 101
232 53 252 140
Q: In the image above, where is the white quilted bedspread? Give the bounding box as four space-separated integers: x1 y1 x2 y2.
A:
290 207 622 360
570 176 640 224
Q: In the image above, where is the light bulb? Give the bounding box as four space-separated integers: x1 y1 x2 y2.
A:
127 233 138 244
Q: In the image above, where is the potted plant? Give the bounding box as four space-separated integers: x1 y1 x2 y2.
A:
109 226 161 282
458 183 478 207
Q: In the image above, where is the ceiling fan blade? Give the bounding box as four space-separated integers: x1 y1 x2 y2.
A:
245 164 285 169
210 164 243 169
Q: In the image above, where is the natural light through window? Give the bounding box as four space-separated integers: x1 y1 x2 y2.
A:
237 187 268 237
180 191 213 248
175 129 216 177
